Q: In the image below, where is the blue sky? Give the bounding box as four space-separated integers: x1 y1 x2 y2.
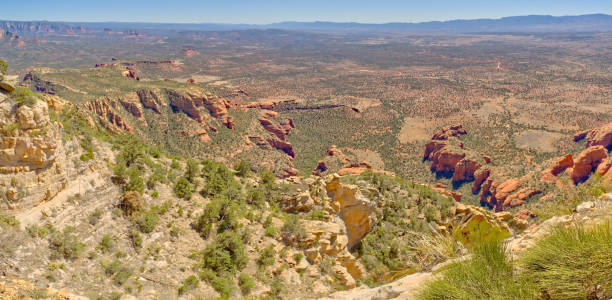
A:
2 0 611 24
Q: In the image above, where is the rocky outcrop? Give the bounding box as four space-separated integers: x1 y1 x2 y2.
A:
0 90 71 210
192 93 234 129
279 191 315 212
569 145 608 184
423 125 477 179
452 157 482 182
325 175 376 249
432 183 462 202
181 48 200 57
118 95 145 123
583 122 612 149
259 117 295 141
136 89 163 114
298 220 366 288
268 138 295 158
0 100 59 171
166 90 204 124
83 98 133 133
121 69 139 81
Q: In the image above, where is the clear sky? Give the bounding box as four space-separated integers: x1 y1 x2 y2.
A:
1 0 611 24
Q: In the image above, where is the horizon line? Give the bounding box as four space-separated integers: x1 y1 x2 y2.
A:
1 13 610 26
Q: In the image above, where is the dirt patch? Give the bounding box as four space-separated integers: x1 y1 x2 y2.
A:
515 130 565 152
173 74 221 83
398 117 433 143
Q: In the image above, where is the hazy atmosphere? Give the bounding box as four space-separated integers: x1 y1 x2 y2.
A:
0 1 611 300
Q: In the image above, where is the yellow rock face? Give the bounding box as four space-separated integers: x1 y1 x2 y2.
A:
325 174 376 248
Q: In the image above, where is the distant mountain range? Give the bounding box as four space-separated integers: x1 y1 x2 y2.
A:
2 14 612 35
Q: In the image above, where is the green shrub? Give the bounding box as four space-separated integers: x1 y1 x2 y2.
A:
0 214 19 228
281 214 306 241
97 234 115 253
88 208 103 225
417 241 537 300
260 168 276 186
178 275 199 295
128 230 143 249
201 231 248 275
102 260 132 286
174 177 193 199
48 226 85 260
211 275 235 298
0 59 7 75
264 215 277 237
520 222 612 299
170 158 180 170
136 211 159 233
269 277 285 299
234 161 251 177
257 245 275 268
26 223 55 238
12 87 37 107
246 187 265 208
238 273 255 295
185 158 200 183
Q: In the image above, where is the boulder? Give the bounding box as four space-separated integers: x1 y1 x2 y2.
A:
569 146 608 184
550 154 574 176
279 191 315 212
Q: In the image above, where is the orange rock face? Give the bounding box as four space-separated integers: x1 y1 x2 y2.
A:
570 145 608 184
453 157 482 183
551 154 574 176
136 89 162 114
167 90 203 124
84 98 133 133
268 138 295 158
584 122 612 149
472 167 491 194
119 98 145 122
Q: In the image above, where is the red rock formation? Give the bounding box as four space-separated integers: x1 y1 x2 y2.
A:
569 145 609 184
167 90 203 124
431 124 467 140
596 161 611 176
259 117 294 141
268 138 295 158
118 98 145 122
453 157 482 183
472 167 491 194
181 48 200 57
551 154 574 176
193 94 234 129
246 101 277 109
186 78 196 84
503 188 541 208
584 122 612 149
429 147 465 173
573 130 589 142
136 89 162 114
121 69 140 81
515 209 536 220
313 161 328 175
423 140 447 159
432 184 463 202
84 98 132 133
